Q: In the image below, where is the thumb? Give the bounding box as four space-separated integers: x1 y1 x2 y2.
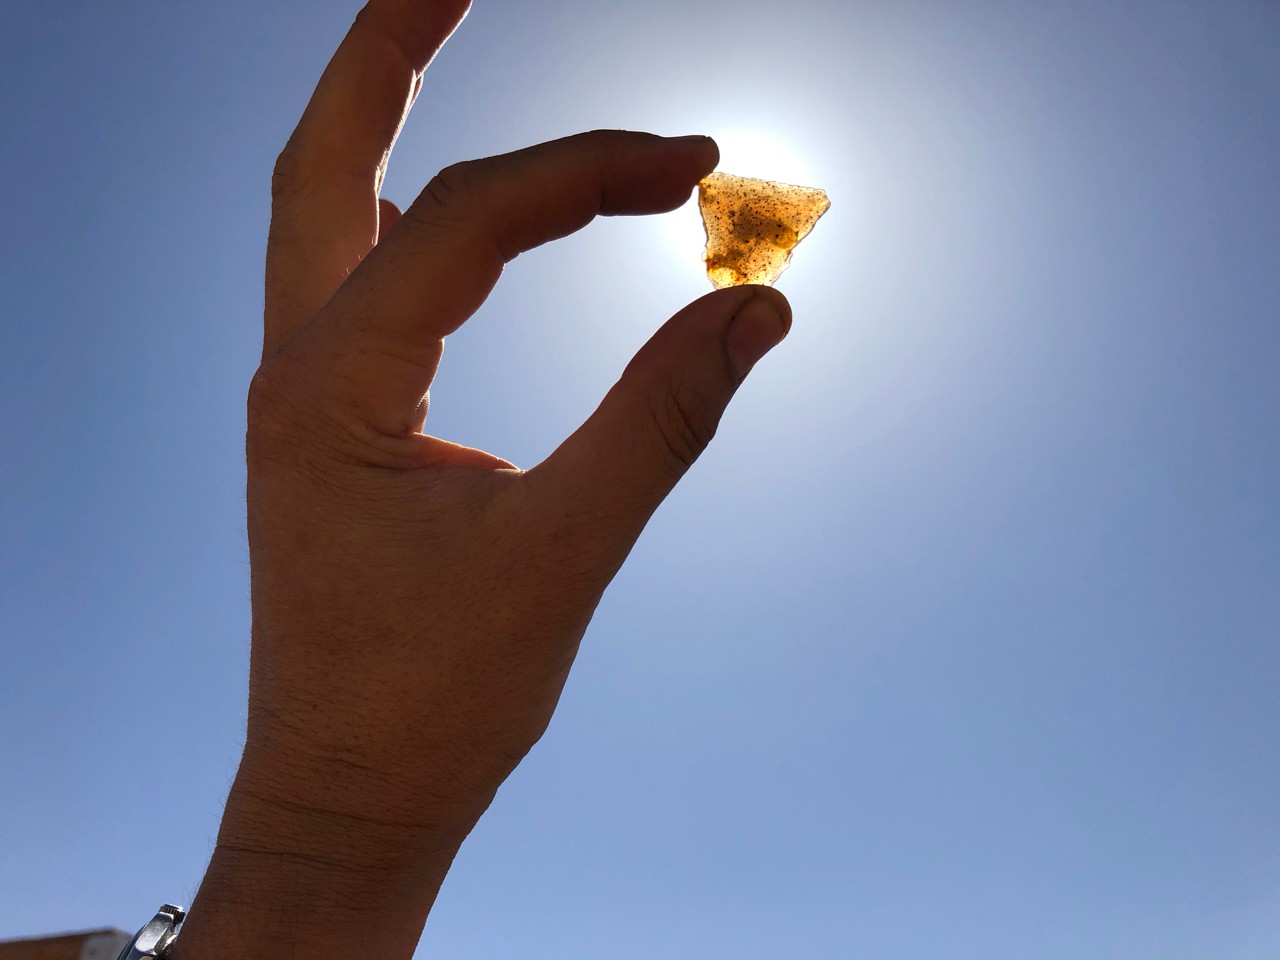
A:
530 285 791 545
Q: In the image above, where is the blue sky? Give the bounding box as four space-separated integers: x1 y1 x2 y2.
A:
2 1 1278 957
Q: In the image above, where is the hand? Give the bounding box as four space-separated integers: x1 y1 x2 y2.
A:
176 3 791 959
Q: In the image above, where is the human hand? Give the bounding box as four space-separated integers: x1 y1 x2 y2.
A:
177 3 791 958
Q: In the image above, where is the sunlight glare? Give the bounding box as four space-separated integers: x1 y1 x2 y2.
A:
712 127 817 185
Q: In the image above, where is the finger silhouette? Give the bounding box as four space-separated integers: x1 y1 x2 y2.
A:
528 286 791 572
264 0 472 358
303 131 719 435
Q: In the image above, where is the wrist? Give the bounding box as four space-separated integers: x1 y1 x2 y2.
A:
173 754 479 960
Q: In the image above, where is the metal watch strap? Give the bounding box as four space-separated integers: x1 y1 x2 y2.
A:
115 904 186 960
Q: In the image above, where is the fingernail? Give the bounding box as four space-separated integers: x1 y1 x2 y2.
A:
670 134 711 143
726 296 789 381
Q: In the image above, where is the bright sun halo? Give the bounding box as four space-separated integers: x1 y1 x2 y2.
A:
711 127 815 186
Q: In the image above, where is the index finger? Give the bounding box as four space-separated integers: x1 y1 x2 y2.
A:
265 0 472 357
303 131 720 434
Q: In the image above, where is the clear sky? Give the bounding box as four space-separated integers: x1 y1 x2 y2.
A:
2 1 1278 957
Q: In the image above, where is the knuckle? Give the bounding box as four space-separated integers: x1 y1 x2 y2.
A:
646 379 719 474
418 161 480 217
270 144 318 208
247 357 411 473
404 159 511 261
397 162 484 248
246 359 332 462
246 363 298 450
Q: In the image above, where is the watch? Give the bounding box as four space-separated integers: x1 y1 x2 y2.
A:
114 904 186 960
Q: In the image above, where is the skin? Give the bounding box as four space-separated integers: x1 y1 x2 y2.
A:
173 2 792 958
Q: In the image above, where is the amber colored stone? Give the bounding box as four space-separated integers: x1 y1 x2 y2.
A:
698 172 830 288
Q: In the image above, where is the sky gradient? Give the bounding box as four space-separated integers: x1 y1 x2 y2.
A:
2 1 1279 957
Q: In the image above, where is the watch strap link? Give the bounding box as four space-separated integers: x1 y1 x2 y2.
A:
114 904 186 960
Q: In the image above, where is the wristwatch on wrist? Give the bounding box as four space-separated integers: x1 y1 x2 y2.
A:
114 904 186 960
